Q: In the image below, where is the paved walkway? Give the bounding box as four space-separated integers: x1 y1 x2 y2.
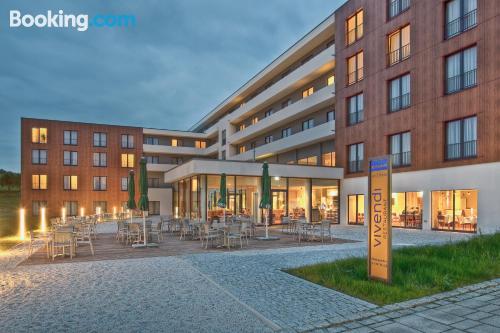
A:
0 226 495 333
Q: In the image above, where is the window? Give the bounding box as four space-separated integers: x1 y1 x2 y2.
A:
445 46 477 94
149 201 160 215
432 190 477 232
389 0 410 19
93 176 107 191
348 93 364 125
302 87 314 98
145 156 159 164
327 111 335 122
93 152 107 167
346 9 364 45
121 134 134 149
281 128 292 138
445 0 477 39
32 149 47 164
63 175 78 191
392 192 423 229
348 143 364 173
264 135 273 144
64 201 78 217
312 179 339 223
93 201 107 214
221 130 226 145
32 201 47 217
265 109 273 118
239 124 246 131
171 138 181 147
148 178 160 188
239 145 246 154
322 152 336 167
32 175 47 190
144 136 159 145
63 151 78 166
347 51 364 85
390 132 411 167
251 117 259 125
31 128 47 144
389 74 411 112
63 130 78 145
195 140 206 149
388 25 411 66
298 156 317 166
121 177 129 191
121 154 135 168
281 99 292 108
327 75 335 86
446 116 477 160
302 119 314 131
93 132 107 147
348 194 365 225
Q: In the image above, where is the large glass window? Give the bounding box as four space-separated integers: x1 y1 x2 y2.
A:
348 194 365 225
121 154 135 168
32 128 47 144
190 176 201 219
270 177 288 224
347 51 364 85
391 192 423 229
288 178 308 221
312 179 339 223
445 0 477 39
322 151 336 167
348 93 364 125
32 175 47 190
207 175 222 222
390 132 411 167
348 143 364 173
389 74 410 112
432 190 477 232
446 46 477 94
346 9 363 45
236 176 260 223
388 25 411 66
446 116 477 160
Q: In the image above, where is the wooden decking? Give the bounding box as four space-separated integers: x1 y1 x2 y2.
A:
21 226 357 266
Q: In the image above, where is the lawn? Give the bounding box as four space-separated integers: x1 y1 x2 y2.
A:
287 234 500 305
0 191 20 250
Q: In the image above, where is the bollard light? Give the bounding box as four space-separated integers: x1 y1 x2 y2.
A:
61 207 66 223
40 207 47 233
19 208 26 241
80 207 85 217
113 206 117 219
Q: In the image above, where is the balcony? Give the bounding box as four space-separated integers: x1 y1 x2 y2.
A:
348 160 364 173
391 151 411 168
389 93 411 112
388 44 411 66
229 84 335 145
445 9 477 39
446 140 477 161
146 163 178 172
143 143 218 156
228 45 335 123
231 121 334 162
446 69 477 94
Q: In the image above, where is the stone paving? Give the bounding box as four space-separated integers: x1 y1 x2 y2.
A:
0 225 495 333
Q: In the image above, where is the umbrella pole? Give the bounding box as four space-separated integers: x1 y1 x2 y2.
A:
265 208 269 238
143 211 147 246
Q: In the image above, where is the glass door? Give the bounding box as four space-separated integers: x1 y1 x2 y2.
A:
270 190 287 224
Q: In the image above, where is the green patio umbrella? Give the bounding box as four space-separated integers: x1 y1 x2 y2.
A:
259 162 272 239
217 173 227 223
137 157 150 247
127 170 137 210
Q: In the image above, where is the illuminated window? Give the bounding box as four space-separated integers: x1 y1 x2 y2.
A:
171 139 179 147
239 145 246 154
239 124 246 131
347 51 364 85
348 194 365 225
346 9 364 45
322 152 336 166
302 87 314 98
432 190 477 232
298 156 317 166
195 140 206 149
63 175 78 191
32 128 48 144
121 154 135 168
32 175 48 190
388 25 411 66
251 117 259 125
327 75 335 86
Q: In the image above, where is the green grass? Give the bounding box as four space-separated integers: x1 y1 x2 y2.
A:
287 234 500 305
0 191 20 250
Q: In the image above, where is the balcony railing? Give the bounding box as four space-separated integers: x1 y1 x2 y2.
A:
445 9 477 39
348 110 364 126
390 93 410 112
388 44 411 66
349 160 364 173
347 68 363 86
446 69 477 94
446 140 477 160
391 151 411 167
389 0 410 19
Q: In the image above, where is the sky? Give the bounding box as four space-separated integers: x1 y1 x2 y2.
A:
0 0 345 172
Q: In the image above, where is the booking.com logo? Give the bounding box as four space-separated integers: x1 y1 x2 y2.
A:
9 10 136 32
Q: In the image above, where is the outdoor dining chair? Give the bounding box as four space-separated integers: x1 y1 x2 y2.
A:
51 231 75 260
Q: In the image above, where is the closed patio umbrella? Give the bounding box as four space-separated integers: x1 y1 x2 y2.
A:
127 170 136 224
258 162 274 239
217 173 227 224
133 157 157 248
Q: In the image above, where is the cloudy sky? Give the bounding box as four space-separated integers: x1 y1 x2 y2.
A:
0 0 345 172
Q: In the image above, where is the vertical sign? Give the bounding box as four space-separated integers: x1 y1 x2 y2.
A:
368 156 392 283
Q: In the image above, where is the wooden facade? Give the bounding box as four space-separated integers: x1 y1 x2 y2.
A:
20 118 143 220
334 0 500 178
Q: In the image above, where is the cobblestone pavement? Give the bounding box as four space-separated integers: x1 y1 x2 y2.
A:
0 226 492 332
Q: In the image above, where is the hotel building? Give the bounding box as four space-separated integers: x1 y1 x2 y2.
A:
20 0 499 233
